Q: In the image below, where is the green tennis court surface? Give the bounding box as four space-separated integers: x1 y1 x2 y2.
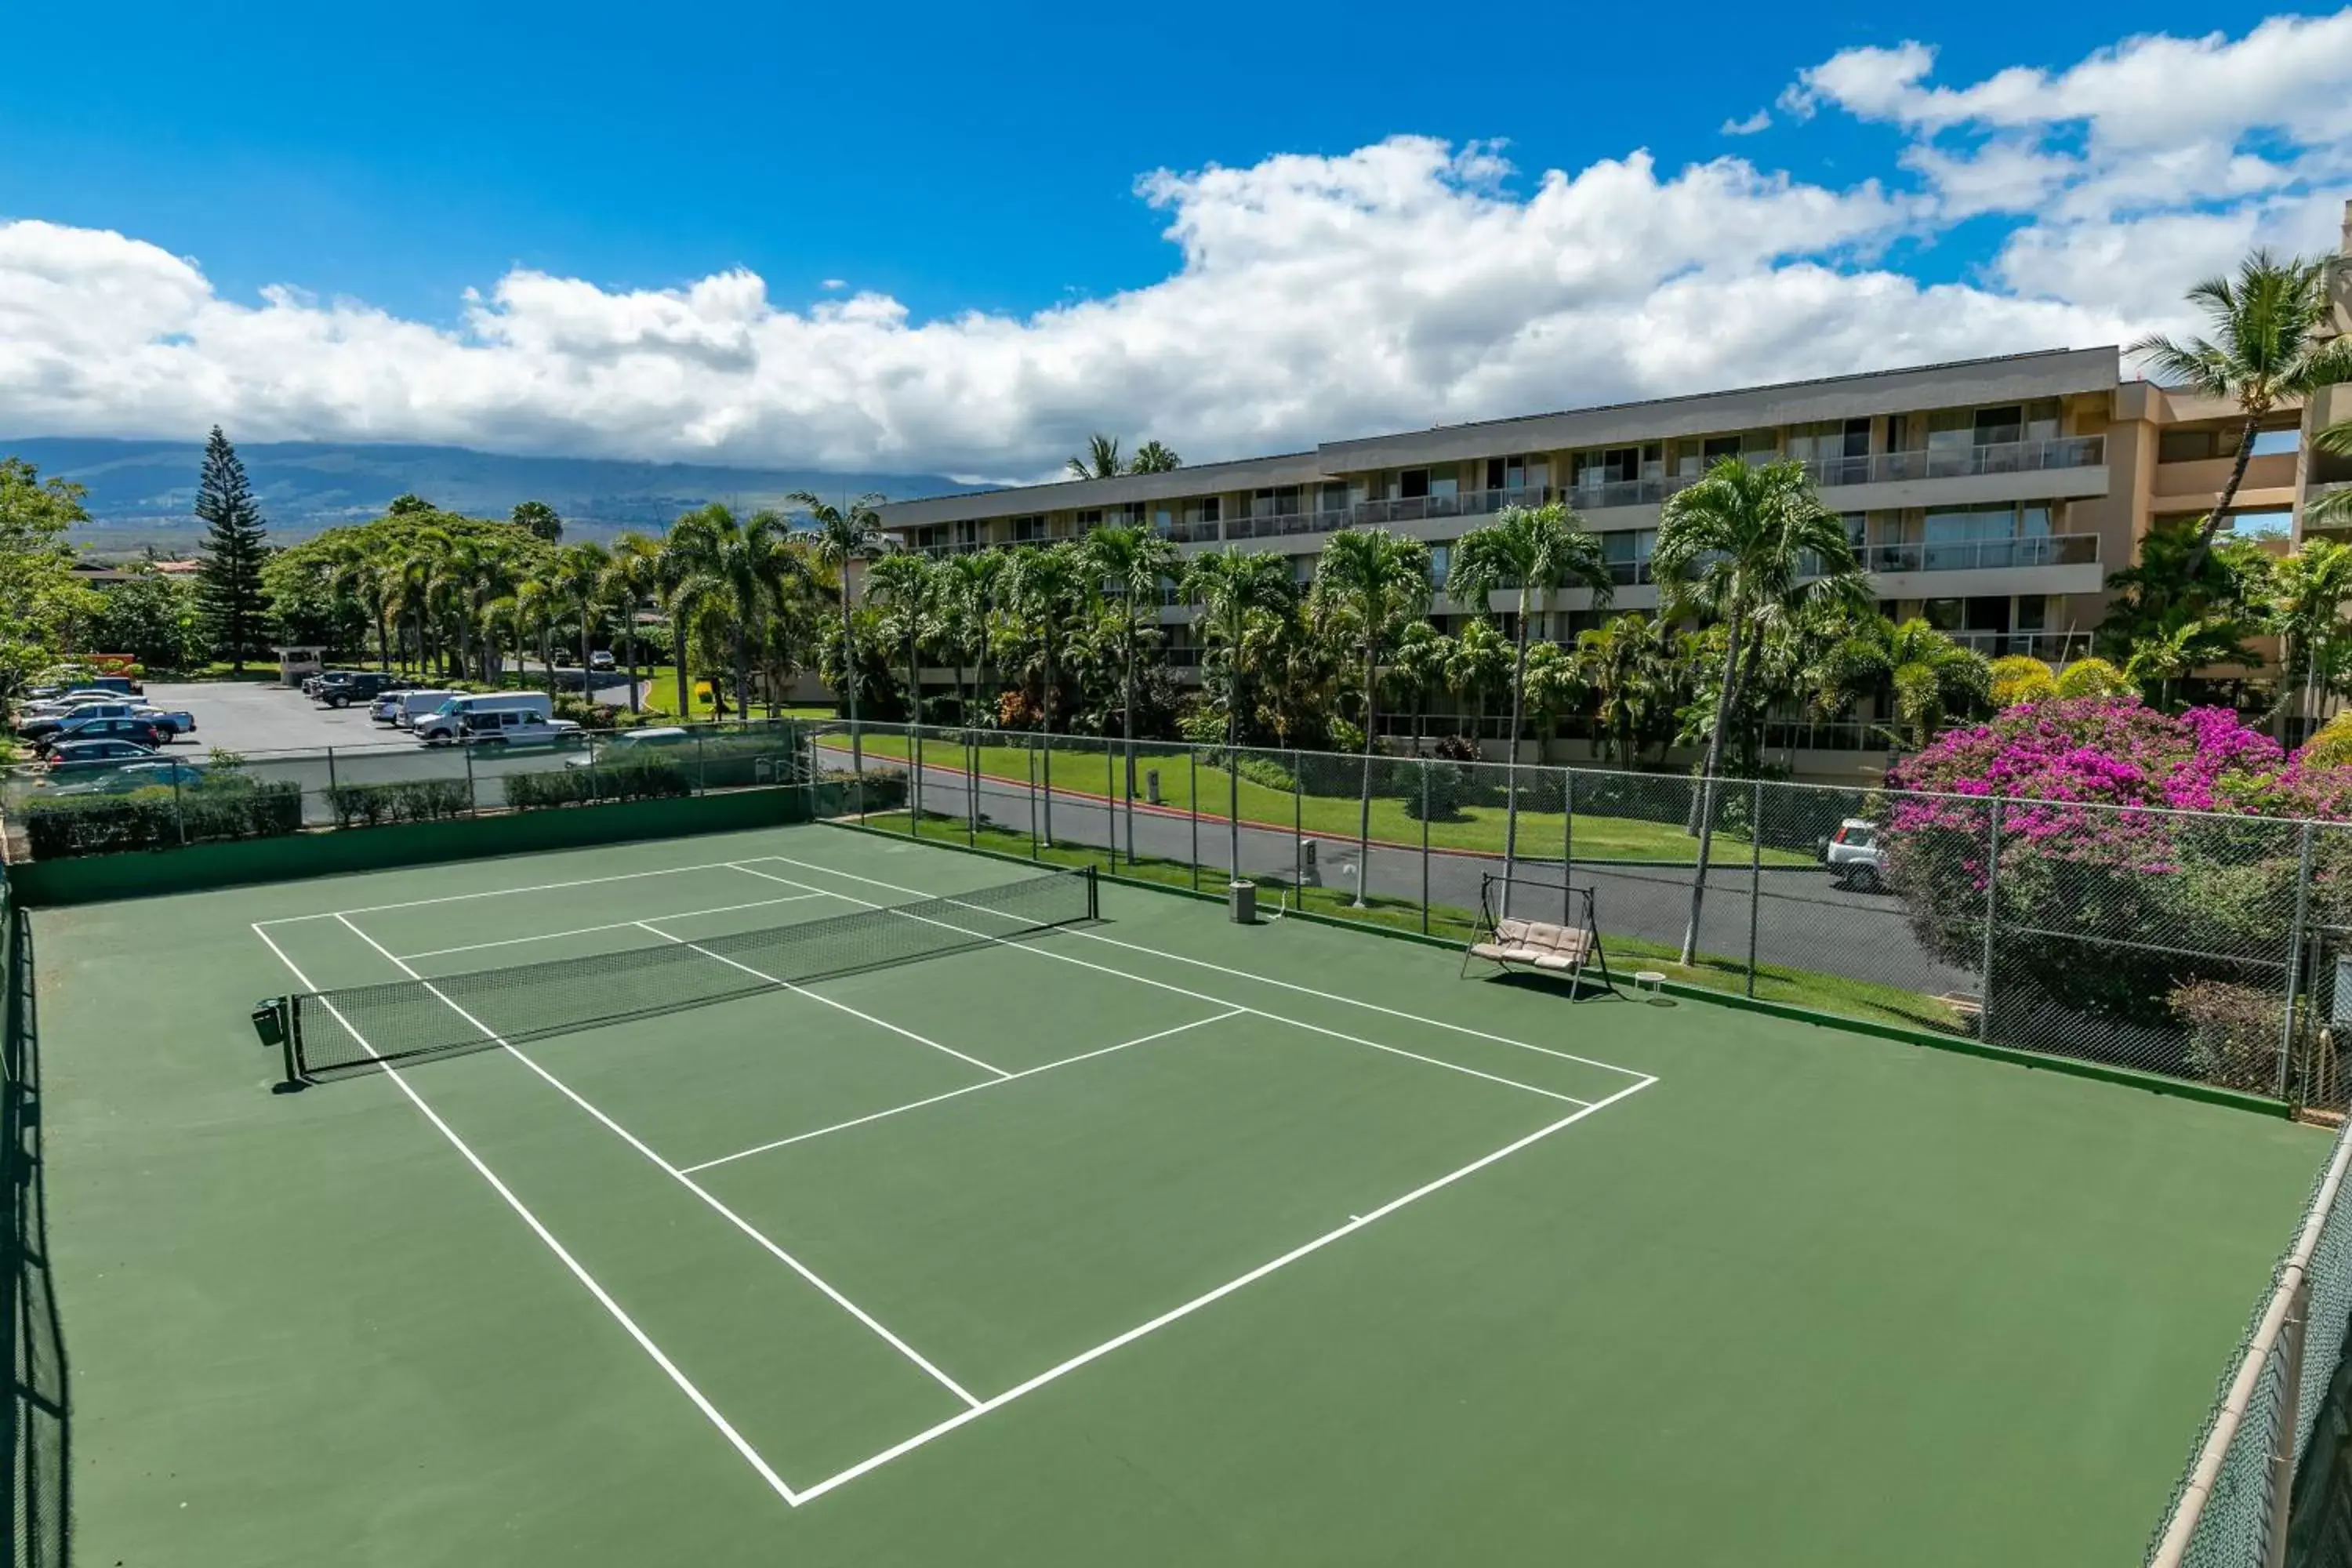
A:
30 822 2328 1565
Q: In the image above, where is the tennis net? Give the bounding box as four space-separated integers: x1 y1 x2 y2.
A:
276 866 1096 1078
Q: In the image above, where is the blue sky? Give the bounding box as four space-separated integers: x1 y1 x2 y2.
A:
2 2 2349 477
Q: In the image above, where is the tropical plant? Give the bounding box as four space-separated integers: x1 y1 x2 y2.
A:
1130 441 1181 474
1182 548 1297 877
1811 616 1991 742
793 490 887 769
2267 538 2352 731
1653 456 1864 964
548 540 613 698
864 550 938 723
1443 617 1511 741
1577 613 1675 767
602 533 662 712
2053 655 2134 699
1007 543 1091 843
2313 419 2352 528
1310 529 1431 902
511 499 563 543
1987 654 2058 708
1386 619 1451 750
1068 434 1126 481
666 506 808 720
1082 524 1180 855
938 548 1010 728
2131 249 2352 563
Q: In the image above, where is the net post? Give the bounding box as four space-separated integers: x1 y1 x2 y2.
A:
1746 779 1764 998
2281 820 2317 1102
1980 795 2002 1041
1083 863 1099 922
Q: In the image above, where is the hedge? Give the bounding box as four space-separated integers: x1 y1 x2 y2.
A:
503 757 694 811
21 779 303 859
324 778 474 829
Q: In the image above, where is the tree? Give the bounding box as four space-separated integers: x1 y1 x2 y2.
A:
1310 528 1432 904
792 491 887 770
1082 524 1181 858
1130 441 1181 474
1068 434 1126 481
1388 620 1451 750
2099 517 2273 664
1578 613 1671 767
512 500 564 543
549 540 613 697
386 493 436 517
1007 543 1091 844
2131 249 2352 566
89 568 203 670
1445 502 1610 896
1182 548 1297 880
1443 617 1510 741
864 551 938 724
665 506 807 721
1811 616 1991 743
1653 456 1862 964
2313 419 2352 529
0 459 100 713
2267 539 2352 733
938 549 1009 728
2124 619 2232 710
603 533 662 711
193 427 271 672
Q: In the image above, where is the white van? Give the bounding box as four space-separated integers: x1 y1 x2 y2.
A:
413 691 575 746
379 689 460 728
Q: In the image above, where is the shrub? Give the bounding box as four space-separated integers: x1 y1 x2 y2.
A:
2053 656 2132 699
22 778 302 859
1399 760 1468 819
325 779 473 829
1988 655 2058 708
2170 978 2285 1093
1430 734 1482 762
1232 754 1297 793
503 757 694 811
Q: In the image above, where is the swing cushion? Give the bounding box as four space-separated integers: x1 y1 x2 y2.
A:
1472 920 1590 970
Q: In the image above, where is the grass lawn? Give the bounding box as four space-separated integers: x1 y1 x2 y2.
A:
863 810 1966 1036
837 731 1813 868
626 664 838 722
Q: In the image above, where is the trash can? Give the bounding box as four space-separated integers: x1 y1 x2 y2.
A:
1145 768 1161 806
1298 838 1319 887
1228 880 1257 924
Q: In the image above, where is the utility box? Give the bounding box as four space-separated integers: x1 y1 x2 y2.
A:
1146 769 1161 806
1228 880 1256 924
1298 838 1319 887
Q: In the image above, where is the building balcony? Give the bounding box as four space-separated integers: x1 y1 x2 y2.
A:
1947 630 2093 661
1860 532 2100 574
909 540 989 557
1223 509 1352 542
1352 485 1556 527
1156 520 1225 545
1812 434 2105 488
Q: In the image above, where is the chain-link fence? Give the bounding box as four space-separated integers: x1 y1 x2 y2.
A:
0 719 811 860
2 866 68 1567
808 721 2352 1112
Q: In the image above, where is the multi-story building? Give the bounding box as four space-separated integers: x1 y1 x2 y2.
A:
873 208 2352 775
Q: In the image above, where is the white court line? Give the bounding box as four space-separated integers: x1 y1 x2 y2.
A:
249 922 804 1508
331 913 985 1411
793 1069 1658 1504
397 893 827 960
256 857 763 926
632 921 1012 1081
750 851 1650 1082
725 865 1588 1108
681 1009 1247 1174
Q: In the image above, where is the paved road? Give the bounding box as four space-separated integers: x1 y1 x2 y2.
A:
852 751 1973 1002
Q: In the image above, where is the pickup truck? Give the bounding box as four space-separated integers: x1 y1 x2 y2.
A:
16 701 197 744
314 671 412 708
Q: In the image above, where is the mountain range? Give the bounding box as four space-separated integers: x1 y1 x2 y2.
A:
3 437 985 551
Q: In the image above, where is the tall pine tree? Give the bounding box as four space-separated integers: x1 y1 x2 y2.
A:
193 426 270 672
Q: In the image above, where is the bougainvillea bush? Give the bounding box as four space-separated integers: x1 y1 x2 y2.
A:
1880 698 2340 1045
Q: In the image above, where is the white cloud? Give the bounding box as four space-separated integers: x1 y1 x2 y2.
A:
2 14 2348 481
1720 109 1773 136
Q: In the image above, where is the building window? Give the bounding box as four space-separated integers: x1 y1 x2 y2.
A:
2016 594 2048 632
1009 514 1048 543
1922 597 1964 631
2252 429 2303 456
1485 454 1552 492
1185 497 1221 525
1428 544 1450 586
1399 469 1430 500
1319 481 1349 514
2223 510 2293 539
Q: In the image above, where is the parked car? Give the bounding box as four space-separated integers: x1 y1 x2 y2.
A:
414 691 564 745
300 669 365 698
381 689 462 728
462 710 581 747
588 650 616 673
17 702 194 745
20 690 129 720
314 671 411 708
564 726 689 768
1824 818 1888 891
43 738 158 772
52 759 206 795
33 716 170 753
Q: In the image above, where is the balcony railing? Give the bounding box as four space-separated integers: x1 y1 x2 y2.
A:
1156 520 1225 545
911 540 988 557
1947 630 2093 660
1809 435 2106 488
1862 532 2100 574
1225 508 1355 541
1352 485 1556 527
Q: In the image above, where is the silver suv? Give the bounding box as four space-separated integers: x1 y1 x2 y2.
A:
1824 818 1887 891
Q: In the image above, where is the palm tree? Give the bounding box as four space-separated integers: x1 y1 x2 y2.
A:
864 550 938 726
793 491 887 769
2311 419 2352 529
1578 613 1666 768
549 541 613 702
1388 619 1450 752
2124 619 2221 710
328 543 398 673
1069 434 1125 481
1082 524 1180 859
512 574 562 697
1006 543 1090 845
1444 617 1510 741
1445 502 1611 898
1130 441 1181 474
1653 456 1864 965
2270 539 2352 732
666 506 808 722
938 549 1008 727
602 533 662 713
1811 616 1991 745
1182 548 1296 882
1310 529 1432 904
2131 250 2352 566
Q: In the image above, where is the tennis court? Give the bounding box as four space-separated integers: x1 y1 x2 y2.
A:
27 822 2335 1566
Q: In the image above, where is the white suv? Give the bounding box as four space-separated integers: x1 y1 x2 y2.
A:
1824 818 1888 891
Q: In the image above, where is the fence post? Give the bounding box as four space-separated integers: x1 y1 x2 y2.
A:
1106 742 1117 869
326 746 338 800
1746 778 1764 999
463 742 479 818
1563 768 1575 927
966 731 977 849
1189 745 1200 891
2268 1273 2312 1568
2281 821 2318 1102
1027 733 1040 859
172 768 187 844
1980 797 2003 1040
1421 759 1432 936
1293 750 1303 898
